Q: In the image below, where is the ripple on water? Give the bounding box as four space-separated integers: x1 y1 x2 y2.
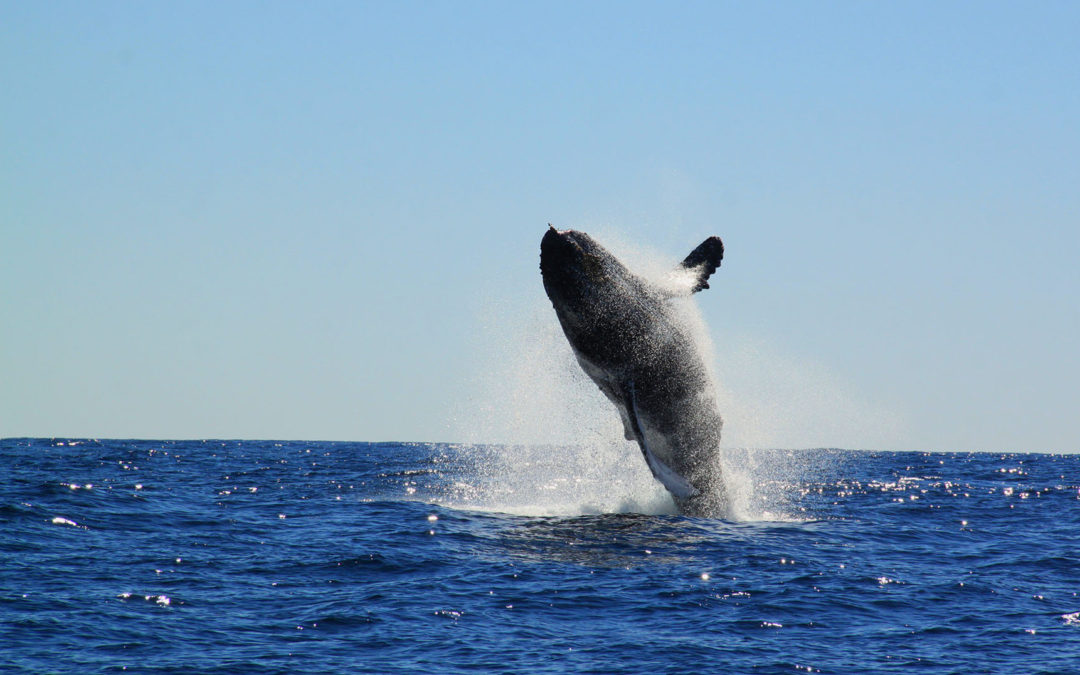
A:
3 441 1080 674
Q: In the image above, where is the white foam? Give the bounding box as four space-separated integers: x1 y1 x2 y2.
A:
445 291 680 516
445 230 818 521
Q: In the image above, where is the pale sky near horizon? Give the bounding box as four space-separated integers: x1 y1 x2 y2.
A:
3 1 1078 451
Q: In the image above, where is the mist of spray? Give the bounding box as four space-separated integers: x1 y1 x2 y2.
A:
443 231 795 520
445 296 678 517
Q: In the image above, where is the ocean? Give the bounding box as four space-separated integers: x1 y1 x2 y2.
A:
2 438 1079 674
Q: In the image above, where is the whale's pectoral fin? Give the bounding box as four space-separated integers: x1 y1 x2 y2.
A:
680 236 724 293
624 382 700 500
591 375 637 441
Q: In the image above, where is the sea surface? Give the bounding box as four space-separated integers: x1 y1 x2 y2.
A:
3 438 1080 674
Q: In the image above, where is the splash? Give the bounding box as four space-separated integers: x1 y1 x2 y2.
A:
446 296 679 517
445 230 780 521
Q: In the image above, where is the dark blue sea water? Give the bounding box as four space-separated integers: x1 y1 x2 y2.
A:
3 438 1080 674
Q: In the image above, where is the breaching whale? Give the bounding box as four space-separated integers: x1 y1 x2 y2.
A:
540 226 726 516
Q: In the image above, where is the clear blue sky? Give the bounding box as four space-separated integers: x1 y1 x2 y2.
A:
2 1 1077 451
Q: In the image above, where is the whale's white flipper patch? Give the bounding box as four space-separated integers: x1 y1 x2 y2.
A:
627 383 699 500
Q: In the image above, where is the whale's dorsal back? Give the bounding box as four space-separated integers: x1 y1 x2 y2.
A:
680 236 724 293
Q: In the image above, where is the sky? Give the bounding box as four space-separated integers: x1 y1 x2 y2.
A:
2 1 1078 451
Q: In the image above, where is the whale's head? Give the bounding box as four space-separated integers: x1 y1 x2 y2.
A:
542 227 617 300
540 226 635 331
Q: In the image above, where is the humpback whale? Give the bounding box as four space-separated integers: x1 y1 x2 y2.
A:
540 226 727 517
